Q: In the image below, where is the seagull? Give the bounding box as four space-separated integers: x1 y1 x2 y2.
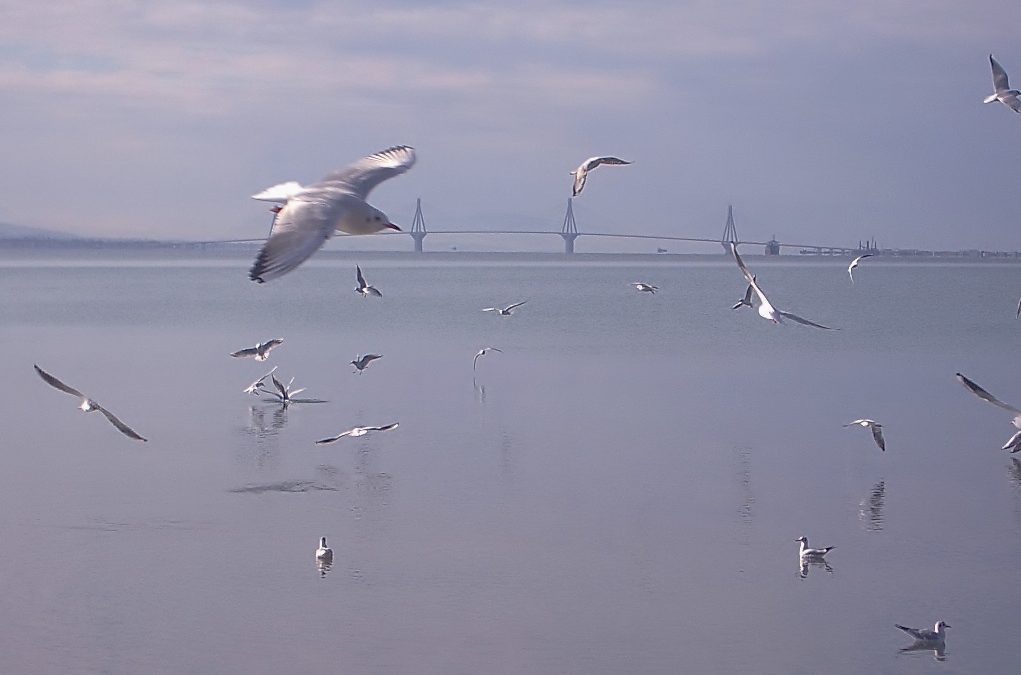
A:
355 265 382 297
729 243 833 329
631 282 658 294
796 536 834 559
732 279 755 310
848 254 873 283
315 423 399 444
34 364 148 442
230 338 283 361
266 374 306 404
350 354 382 374
896 621 950 643
843 419 886 452
473 347 502 371
570 156 631 197
249 145 416 282
483 301 527 316
243 366 278 395
956 372 1021 451
315 536 333 562
984 54 1021 114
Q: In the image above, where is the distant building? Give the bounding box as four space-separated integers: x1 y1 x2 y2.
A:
765 237 781 256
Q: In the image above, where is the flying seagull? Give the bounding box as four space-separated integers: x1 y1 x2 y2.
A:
570 156 632 197
848 254 873 283
895 621 950 644
350 354 382 374
230 338 283 361
355 265 382 297
729 243 833 329
473 347 502 371
249 145 416 282
34 364 148 442
243 366 278 395
315 423 399 444
956 372 1021 451
631 282 658 294
315 536 333 562
984 54 1021 114
483 301 527 316
795 536 834 559
843 419 886 452
732 279 755 310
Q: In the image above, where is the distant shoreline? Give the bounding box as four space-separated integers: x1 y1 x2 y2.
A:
0 240 1020 266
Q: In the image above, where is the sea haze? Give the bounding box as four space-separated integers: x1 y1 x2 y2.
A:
0 251 1019 674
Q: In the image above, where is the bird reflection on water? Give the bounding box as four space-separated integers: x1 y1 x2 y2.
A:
859 479 886 532
798 556 834 579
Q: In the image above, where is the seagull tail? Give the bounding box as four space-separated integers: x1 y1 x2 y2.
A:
984 94 999 103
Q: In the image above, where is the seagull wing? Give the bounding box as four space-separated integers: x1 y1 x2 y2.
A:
991 54 1011 92
259 338 283 353
367 286 382 297
1016 295 1021 319
473 351 482 370
315 429 354 444
365 422 399 432
317 146 416 199
356 265 367 288
271 374 289 399
34 365 85 398
572 168 588 197
230 346 259 358
249 194 352 282
505 300 527 311
251 181 303 203
956 372 1021 415
777 311 834 330
96 405 148 442
871 424 886 452
729 243 772 309
589 156 632 169
1003 92 1021 113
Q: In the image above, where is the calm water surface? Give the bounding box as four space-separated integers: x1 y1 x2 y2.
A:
0 251 1019 674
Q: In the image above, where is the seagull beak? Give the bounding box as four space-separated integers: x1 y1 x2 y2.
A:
386 223 401 231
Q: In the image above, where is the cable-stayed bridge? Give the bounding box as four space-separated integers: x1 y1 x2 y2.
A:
212 199 861 255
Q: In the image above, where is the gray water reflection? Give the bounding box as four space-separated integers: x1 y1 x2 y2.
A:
898 639 947 662
733 446 755 541
798 556 834 579
859 479 886 532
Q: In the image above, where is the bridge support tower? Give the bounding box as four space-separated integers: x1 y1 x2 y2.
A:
409 198 427 252
721 204 738 254
561 198 579 254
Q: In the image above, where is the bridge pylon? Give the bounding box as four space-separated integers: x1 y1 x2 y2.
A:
409 198 427 252
721 204 738 254
561 198 579 254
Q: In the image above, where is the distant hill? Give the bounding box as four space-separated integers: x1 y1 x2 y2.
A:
0 222 78 240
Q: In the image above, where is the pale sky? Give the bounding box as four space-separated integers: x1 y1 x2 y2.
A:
1 0 1020 251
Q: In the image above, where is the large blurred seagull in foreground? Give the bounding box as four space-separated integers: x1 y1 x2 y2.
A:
985 54 1021 114
249 146 416 282
34 365 148 441
570 156 631 196
956 372 1021 451
729 243 833 329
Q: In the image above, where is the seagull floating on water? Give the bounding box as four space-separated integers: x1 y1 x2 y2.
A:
231 338 283 361
34 364 148 442
249 145 415 282
985 54 1021 114
355 265 382 297
896 621 950 643
729 243 833 329
315 423 399 444
796 536 834 559
570 156 632 196
631 282 658 294
351 354 382 374
243 366 278 395
473 347 502 371
483 301 527 316
315 536 333 561
848 254 873 283
843 419 886 452
956 372 1021 451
